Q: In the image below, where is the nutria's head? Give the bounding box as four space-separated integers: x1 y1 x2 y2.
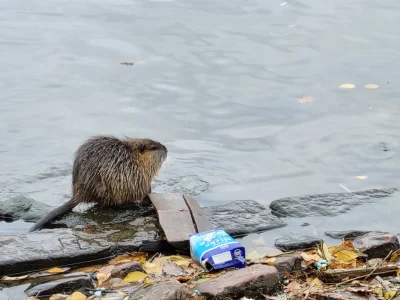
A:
124 137 168 177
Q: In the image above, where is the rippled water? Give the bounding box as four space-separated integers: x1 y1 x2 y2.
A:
1 0 400 244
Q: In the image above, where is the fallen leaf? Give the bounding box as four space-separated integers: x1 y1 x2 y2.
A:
390 252 399 263
321 242 334 264
109 254 135 265
286 281 304 296
122 271 147 283
1 274 29 281
45 267 65 274
334 249 360 262
116 290 128 297
50 295 70 300
120 62 135 66
74 265 103 273
143 257 164 275
339 83 355 89
67 292 87 300
166 255 192 267
385 290 396 299
130 252 148 265
375 287 383 297
356 175 368 180
297 96 315 104
364 84 379 89
96 265 115 286
143 277 154 287
262 257 277 266
301 252 322 265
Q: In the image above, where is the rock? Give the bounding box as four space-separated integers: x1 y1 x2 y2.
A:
0 216 165 277
274 235 322 251
128 280 193 300
24 275 93 297
203 200 287 237
194 264 280 299
111 261 143 277
273 254 304 276
325 230 373 240
349 232 400 259
269 188 398 218
0 196 52 222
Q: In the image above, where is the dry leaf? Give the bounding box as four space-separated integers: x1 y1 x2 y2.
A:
339 83 355 89
96 265 115 286
50 295 70 300
143 277 154 287
116 290 128 297
143 257 164 275
109 254 135 265
263 257 277 265
297 96 315 104
74 265 103 273
334 249 360 262
390 252 399 263
301 252 322 264
356 175 368 180
45 267 65 274
321 242 334 264
364 84 379 89
166 255 192 267
1 274 29 281
286 281 304 296
67 292 87 300
130 252 148 264
122 271 148 283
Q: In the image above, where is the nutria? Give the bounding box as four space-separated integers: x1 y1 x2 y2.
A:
28 135 168 232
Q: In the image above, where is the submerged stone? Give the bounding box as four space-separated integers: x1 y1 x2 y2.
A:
275 235 323 251
325 230 373 240
269 188 398 218
0 196 52 223
203 200 287 237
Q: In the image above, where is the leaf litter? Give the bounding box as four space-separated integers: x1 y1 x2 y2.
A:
9 239 400 299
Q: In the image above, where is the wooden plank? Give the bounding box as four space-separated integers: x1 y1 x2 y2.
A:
148 193 196 250
183 194 213 233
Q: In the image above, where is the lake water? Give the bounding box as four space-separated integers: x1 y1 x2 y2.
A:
1 0 400 246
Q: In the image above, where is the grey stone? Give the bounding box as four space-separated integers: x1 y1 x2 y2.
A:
269 188 398 218
0 196 52 222
194 264 280 299
0 216 166 277
275 235 322 251
273 254 304 276
203 200 287 237
350 232 400 259
325 230 373 240
24 275 93 297
128 280 193 300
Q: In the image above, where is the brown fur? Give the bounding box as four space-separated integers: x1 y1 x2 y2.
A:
28 135 167 232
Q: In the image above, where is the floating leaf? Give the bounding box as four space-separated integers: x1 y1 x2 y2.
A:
45 267 65 274
297 96 315 104
122 271 148 283
356 175 368 180
339 83 355 89
67 292 87 300
364 84 379 89
1 274 29 281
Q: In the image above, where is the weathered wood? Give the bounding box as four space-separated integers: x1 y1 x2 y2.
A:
148 193 213 250
319 265 399 283
148 193 196 250
183 194 213 232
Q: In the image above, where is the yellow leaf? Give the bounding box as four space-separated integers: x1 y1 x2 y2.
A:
166 255 192 267
339 83 355 89
1 274 29 281
385 290 396 299
334 249 359 262
45 267 65 274
246 250 263 262
263 257 277 265
67 292 87 300
74 265 103 273
50 295 70 300
109 254 135 265
143 277 154 287
356 175 368 180
143 257 164 275
390 252 399 263
297 96 315 104
364 84 379 89
116 290 128 297
321 242 334 264
122 271 147 283
375 287 383 297
130 252 148 265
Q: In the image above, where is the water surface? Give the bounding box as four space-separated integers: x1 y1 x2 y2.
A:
1 0 400 245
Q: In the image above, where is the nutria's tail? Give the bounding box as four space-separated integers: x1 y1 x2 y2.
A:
28 199 76 232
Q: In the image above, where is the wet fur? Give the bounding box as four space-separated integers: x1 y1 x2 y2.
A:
28 135 167 232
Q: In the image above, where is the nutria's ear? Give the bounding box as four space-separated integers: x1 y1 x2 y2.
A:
137 144 147 154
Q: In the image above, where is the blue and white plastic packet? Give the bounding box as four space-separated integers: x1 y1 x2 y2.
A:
189 229 246 271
